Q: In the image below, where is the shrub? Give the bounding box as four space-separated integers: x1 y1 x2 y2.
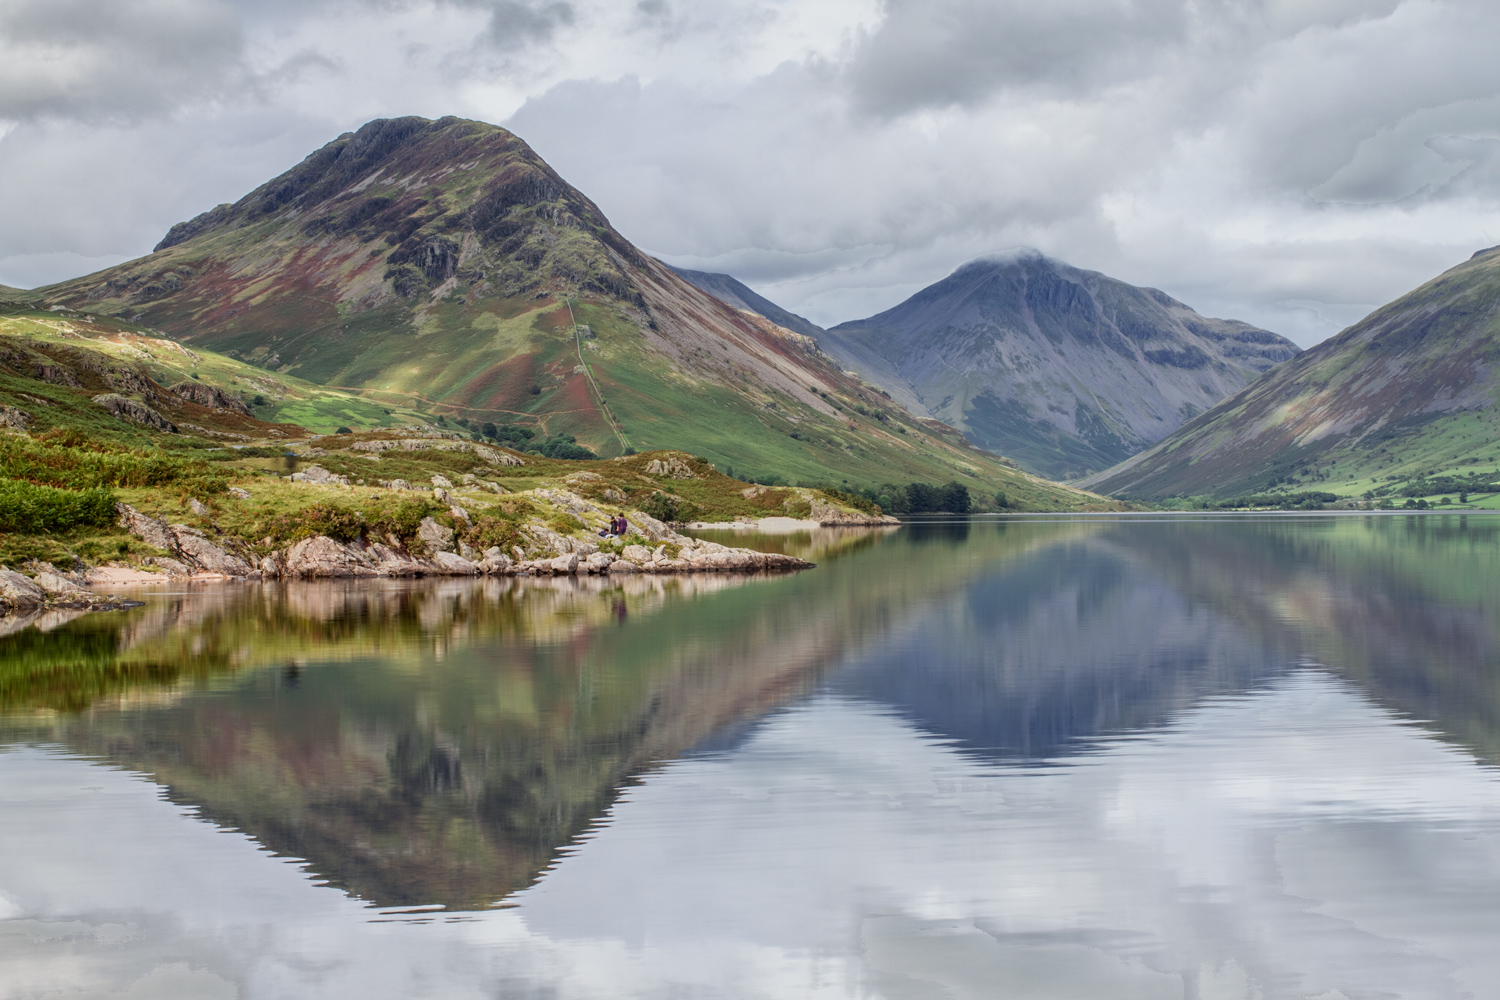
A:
464 515 522 554
0 481 117 534
637 491 679 522
335 426 352 435
0 435 223 491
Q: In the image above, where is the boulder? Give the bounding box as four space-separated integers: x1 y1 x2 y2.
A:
228 487 251 499
33 571 87 595
547 553 580 575
188 498 212 517
418 516 455 553
644 455 696 479
145 556 192 577
0 569 44 607
431 551 481 575
289 465 349 485
284 535 378 578
431 474 454 489
607 560 638 574
479 547 513 574
171 527 255 576
621 544 652 564
584 552 614 574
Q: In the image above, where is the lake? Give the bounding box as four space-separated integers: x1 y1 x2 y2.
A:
4 514 1500 999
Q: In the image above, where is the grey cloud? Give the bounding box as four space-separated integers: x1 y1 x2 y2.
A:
0 0 245 122
440 0 576 51
845 0 1190 116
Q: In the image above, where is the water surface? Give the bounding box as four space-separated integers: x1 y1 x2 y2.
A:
4 514 1500 999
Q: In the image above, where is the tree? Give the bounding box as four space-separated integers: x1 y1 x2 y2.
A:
938 481 971 513
482 422 498 438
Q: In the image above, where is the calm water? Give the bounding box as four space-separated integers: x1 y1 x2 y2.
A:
4 515 1500 999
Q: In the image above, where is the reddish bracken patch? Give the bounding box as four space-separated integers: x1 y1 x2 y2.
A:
463 353 540 413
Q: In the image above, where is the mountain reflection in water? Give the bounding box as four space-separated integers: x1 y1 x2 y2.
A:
3 515 1500 999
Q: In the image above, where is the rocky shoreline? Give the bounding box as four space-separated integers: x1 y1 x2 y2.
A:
111 501 813 582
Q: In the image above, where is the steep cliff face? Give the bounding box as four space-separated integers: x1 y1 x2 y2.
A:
817 250 1298 480
1081 248 1500 499
31 117 1091 503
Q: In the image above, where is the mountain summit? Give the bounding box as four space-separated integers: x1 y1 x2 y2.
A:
817 251 1299 480
32 116 1100 506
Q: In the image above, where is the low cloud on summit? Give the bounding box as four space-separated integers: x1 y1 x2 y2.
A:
5 0 1500 344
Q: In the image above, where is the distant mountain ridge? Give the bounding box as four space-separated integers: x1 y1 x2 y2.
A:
23 116 1105 509
1081 250 1500 499
668 267 826 341
812 250 1299 480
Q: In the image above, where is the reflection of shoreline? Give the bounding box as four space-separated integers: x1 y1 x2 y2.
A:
2 521 1086 910
684 524 898 560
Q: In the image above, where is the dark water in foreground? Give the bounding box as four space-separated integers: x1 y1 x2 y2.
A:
4 514 1500 999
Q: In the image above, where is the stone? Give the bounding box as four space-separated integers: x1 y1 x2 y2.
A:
417 516 455 553
0 405 31 431
146 556 192 577
607 560 637 574
168 381 251 414
621 544 652 564
290 465 349 485
459 540 479 560
92 393 176 432
547 553 580 575
449 505 470 523
479 547 513 574
283 535 377 578
584 552 614 573
433 487 451 503
644 455 695 479
431 474 454 489
171 527 255 576
33 571 87 595
116 503 177 551
431 551 481 575
388 479 412 490
188 498 212 517
228 487 251 499
741 485 768 498
0 569 44 607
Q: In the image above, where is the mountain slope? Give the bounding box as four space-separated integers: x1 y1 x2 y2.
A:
817 250 1299 481
669 267 827 340
30 116 1104 509
1080 248 1500 499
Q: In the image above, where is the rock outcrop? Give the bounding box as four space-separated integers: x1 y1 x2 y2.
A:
115 504 255 576
169 380 252 414
93 394 177 432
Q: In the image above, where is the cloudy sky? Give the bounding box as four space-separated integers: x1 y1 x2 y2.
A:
3 0 1500 345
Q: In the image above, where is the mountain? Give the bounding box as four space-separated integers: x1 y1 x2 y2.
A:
668 267 827 340
815 250 1299 481
27 116 1102 508
1080 249 1500 500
